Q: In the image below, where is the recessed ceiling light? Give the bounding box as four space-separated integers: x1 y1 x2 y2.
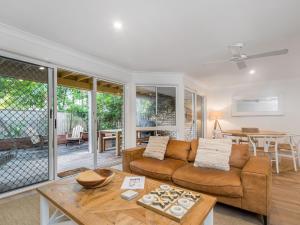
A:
39 66 45 71
113 21 123 31
249 69 256 75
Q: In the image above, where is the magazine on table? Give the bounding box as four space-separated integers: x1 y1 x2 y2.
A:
121 176 145 189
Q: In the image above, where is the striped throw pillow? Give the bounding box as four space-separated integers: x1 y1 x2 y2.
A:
194 138 232 171
143 136 170 160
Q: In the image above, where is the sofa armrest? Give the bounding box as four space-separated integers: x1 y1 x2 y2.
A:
241 156 272 216
122 147 145 173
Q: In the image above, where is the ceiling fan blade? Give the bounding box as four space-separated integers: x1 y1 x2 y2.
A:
201 59 229 66
246 49 288 60
236 61 247 70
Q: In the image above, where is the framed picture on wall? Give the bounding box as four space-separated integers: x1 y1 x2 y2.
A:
232 95 284 116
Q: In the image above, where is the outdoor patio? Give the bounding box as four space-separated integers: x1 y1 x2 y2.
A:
57 143 122 172
0 143 122 194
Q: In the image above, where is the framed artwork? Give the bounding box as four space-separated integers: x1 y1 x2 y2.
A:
232 95 284 116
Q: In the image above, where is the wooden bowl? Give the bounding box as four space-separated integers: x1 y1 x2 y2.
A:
76 169 115 189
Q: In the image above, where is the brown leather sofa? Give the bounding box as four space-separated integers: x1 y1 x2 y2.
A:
123 139 271 224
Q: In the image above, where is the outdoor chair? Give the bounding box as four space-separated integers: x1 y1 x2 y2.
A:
66 125 84 146
26 127 48 150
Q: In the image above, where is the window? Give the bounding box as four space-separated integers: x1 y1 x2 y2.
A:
156 87 176 126
136 86 156 127
136 86 177 143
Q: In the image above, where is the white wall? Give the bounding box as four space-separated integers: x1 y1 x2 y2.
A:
206 78 300 137
183 74 208 95
0 23 132 83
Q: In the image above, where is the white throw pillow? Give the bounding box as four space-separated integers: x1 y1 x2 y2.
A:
143 136 170 160
194 138 232 171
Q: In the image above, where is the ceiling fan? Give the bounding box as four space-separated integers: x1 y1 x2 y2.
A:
204 43 288 70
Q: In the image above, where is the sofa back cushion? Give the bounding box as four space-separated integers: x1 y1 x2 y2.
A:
165 140 191 161
143 136 170 160
188 139 199 162
229 144 250 168
188 139 250 169
194 138 232 171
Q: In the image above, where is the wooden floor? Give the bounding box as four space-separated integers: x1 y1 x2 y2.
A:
270 160 300 225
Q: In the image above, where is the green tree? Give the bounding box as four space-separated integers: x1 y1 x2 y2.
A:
0 77 124 132
0 77 47 110
57 86 123 131
96 93 123 129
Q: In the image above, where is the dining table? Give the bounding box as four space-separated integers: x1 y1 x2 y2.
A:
222 129 287 156
222 129 287 137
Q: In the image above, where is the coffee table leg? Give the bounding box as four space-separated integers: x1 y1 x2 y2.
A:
204 208 213 225
40 195 49 225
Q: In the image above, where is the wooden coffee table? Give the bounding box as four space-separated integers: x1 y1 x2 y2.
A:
37 170 216 225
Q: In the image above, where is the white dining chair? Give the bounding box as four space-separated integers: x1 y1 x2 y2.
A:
258 135 299 173
248 134 262 156
248 135 280 173
263 135 280 174
277 134 300 172
222 133 240 143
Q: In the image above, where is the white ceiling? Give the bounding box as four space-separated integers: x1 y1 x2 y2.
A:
0 0 299 88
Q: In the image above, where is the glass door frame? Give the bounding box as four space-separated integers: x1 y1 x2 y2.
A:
195 94 206 138
95 78 126 161
184 89 196 140
184 88 206 139
53 68 127 176
0 50 127 196
0 51 55 197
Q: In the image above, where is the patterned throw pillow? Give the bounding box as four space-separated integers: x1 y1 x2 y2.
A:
194 138 232 171
143 136 170 160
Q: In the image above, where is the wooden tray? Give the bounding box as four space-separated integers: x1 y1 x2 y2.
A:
137 185 201 223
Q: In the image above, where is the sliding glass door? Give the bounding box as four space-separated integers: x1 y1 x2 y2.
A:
56 69 93 175
0 56 128 193
184 90 205 140
96 80 124 168
0 56 53 194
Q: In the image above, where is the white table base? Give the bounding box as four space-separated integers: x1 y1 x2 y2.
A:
204 208 214 225
40 195 77 225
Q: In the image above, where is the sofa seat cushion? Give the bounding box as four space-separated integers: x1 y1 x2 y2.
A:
130 157 186 181
172 164 243 197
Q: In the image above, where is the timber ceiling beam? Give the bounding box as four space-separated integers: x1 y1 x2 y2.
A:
57 69 123 95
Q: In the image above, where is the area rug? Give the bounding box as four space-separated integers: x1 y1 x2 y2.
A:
57 167 89 178
0 192 261 225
